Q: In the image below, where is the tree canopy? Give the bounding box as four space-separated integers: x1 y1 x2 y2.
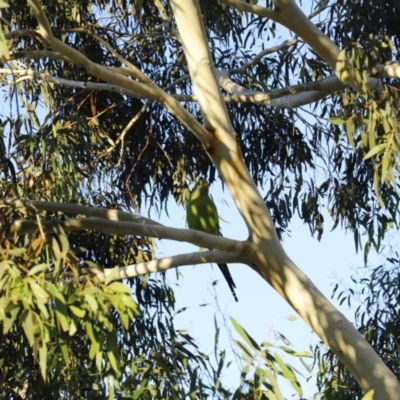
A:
1 0 400 398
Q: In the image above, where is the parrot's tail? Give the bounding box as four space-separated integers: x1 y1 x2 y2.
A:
217 263 238 302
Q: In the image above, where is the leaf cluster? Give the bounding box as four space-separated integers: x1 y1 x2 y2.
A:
2 0 400 251
0 205 222 399
314 239 400 399
230 318 310 400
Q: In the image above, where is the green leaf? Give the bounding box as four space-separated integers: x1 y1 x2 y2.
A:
39 343 48 380
105 267 119 285
236 340 254 358
362 389 375 400
373 167 384 208
120 312 130 330
28 263 49 276
263 367 283 400
107 332 121 376
120 294 138 314
60 339 70 364
280 346 310 357
109 281 131 294
69 314 78 336
363 144 385 160
22 310 35 345
335 48 349 83
69 305 86 318
231 317 261 351
47 234 62 276
54 295 70 332
89 334 99 361
85 294 98 313
85 320 95 342
345 117 356 151
274 352 303 396
368 109 377 149
330 117 346 125
28 237 44 260
0 22 10 60
84 260 102 270
2 305 20 334
29 282 49 302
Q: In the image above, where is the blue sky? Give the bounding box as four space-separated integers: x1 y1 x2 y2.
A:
148 0 385 395
1 0 385 396
151 185 381 397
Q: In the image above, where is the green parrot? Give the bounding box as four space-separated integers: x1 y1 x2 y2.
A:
186 178 238 302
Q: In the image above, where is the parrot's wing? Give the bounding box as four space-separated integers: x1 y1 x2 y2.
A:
187 190 219 235
186 180 238 301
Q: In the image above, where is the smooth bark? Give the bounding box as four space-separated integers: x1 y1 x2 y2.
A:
170 0 400 398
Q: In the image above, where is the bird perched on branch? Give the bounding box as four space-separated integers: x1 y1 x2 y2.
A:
186 178 238 302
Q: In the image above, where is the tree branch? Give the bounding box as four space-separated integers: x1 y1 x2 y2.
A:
230 37 299 75
219 0 278 20
0 66 338 108
9 49 74 63
170 2 400 397
0 68 142 98
54 26 150 84
52 250 246 282
25 0 213 145
6 216 253 260
215 72 342 107
380 61 400 78
170 0 233 131
220 0 338 68
0 198 160 225
222 0 387 95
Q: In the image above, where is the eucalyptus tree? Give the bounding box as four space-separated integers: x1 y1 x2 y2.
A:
315 235 400 399
1 0 400 398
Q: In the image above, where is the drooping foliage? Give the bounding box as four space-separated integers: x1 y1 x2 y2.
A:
315 233 400 399
0 204 222 398
1 0 400 397
2 0 400 245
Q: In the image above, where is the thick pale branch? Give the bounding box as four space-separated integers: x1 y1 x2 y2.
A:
6 56 399 111
219 0 277 20
0 68 142 98
7 216 253 258
216 72 341 107
3 198 248 281
0 198 159 225
0 67 337 108
170 0 233 131
273 0 339 69
222 0 387 95
171 0 282 241
175 87 333 108
56 250 245 282
220 0 338 68
25 0 212 145
1 198 255 258
55 27 150 83
171 1 400 398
